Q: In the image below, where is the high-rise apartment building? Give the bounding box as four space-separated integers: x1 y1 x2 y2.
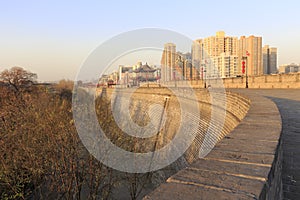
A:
192 31 238 78
194 31 238 58
202 31 226 57
161 43 176 82
164 32 266 81
263 45 277 74
191 40 201 73
238 35 263 76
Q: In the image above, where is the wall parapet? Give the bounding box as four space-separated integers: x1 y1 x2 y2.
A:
155 73 300 89
222 73 300 89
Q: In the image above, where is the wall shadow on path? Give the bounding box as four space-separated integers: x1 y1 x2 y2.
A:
266 96 300 200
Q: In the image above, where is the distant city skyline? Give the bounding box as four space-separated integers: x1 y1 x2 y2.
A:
1 1 300 81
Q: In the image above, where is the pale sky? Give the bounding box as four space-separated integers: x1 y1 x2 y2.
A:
1 0 300 81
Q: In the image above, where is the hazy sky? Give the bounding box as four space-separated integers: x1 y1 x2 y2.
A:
1 0 300 81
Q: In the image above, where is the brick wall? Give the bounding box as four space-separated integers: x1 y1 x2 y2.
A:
162 73 300 89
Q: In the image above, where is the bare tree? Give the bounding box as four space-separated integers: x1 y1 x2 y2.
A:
0 67 37 93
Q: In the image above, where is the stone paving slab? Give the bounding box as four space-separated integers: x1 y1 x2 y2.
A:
167 168 265 197
212 138 279 155
189 158 270 179
143 182 255 200
207 149 275 165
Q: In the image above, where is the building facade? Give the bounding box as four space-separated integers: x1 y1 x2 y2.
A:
219 53 239 78
238 35 263 76
263 45 277 74
161 43 176 82
174 52 197 80
192 31 239 78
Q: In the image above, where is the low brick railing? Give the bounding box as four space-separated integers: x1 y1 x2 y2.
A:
150 73 300 89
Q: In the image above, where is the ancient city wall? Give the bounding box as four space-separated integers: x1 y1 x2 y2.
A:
100 87 285 199
98 87 283 199
161 73 300 89
222 73 300 89
144 90 283 200
104 87 250 162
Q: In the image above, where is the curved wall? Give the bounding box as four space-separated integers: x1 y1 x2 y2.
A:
144 90 283 200
104 87 250 164
102 88 284 199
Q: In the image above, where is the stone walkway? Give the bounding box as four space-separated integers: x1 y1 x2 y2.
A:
145 89 300 200
234 89 300 200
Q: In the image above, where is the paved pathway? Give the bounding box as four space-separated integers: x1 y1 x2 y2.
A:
233 89 300 200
